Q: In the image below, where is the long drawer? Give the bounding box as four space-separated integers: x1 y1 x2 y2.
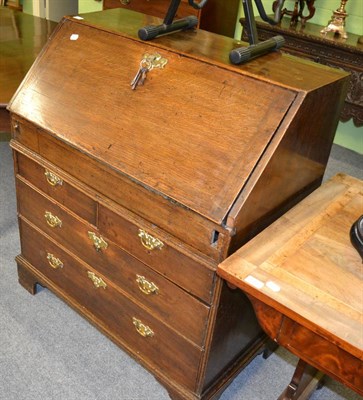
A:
16 177 210 346
19 219 202 391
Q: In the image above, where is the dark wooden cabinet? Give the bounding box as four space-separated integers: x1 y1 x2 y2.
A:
241 17 363 127
104 0 199 20
103 0 240 37
8 9 348 400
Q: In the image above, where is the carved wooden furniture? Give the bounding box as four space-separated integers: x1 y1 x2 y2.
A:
272 0 316 27
218 173 363 399
103 0 240 37
241 17 363 127
8 8 349 400
0 7 56 136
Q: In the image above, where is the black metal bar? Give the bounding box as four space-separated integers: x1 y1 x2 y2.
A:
188 0 208 9
229 0 286 64
138 16 198 41
164 0 182 25
255 0 284 25
230 35 285 64
242 0 258 45
138 0 206 41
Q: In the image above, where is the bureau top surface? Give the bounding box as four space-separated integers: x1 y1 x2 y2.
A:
8 10 348 224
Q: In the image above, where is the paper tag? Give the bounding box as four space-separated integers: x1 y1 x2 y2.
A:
70 34 79 41
266 281 281 292
244 275 264 289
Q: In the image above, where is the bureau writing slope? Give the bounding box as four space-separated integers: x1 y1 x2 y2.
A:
7 9 349 400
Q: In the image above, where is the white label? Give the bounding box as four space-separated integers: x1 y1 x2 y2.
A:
266 281 281 292
70 34 79 41
244 275 264 289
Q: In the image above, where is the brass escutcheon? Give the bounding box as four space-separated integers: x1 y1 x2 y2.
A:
88 231 108 252
132 317 154 338
138 229 164 251
136 275 159 295
142 53 168 69
46 253 63 269
44 170 63 187
44 211 62 228
87 271 107 289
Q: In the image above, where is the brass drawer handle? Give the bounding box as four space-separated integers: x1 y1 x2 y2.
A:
136 275 159 295
88 231 108 252
44 169 63 187
87 271 107 289
138 229 164 251
46 253 63 269
132 317 154 338
44 211 62 228
120 0 130 4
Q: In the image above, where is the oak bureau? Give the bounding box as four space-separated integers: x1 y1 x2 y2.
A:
8 8 349 400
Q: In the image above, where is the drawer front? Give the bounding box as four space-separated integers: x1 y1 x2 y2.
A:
99 204 215 304
16 175 215 304
11 118 39 152
19 219 202 391
15 152 97 225
16 178 210 346
281 320 363 392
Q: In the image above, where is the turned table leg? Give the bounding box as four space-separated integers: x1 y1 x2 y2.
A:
278 359 324 400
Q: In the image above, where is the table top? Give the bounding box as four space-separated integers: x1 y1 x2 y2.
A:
0 7 57 106
218 173 363 360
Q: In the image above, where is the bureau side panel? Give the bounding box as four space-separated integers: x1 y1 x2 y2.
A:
201 280 264 394
228 77 349 252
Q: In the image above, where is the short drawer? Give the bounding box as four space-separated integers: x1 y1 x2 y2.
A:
11 117 39 152
19 219 202 392
16 179 210 346
99 204 216 304
15 152 97 225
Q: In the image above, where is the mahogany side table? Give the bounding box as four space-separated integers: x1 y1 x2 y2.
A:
218 173 363 399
